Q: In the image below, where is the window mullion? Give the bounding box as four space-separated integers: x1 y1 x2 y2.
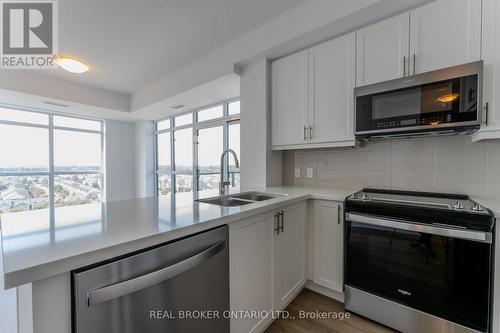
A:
193 128 199 199
171 128 176 194
48 114 55 240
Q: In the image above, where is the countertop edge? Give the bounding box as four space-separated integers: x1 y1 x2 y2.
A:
4 193 320 289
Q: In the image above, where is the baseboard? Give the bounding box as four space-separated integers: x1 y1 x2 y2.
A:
304 280 344 303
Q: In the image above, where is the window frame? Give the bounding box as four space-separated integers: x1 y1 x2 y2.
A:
0 105 105 215
154 99 240 198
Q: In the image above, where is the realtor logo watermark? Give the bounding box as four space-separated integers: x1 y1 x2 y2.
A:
0 0 58 69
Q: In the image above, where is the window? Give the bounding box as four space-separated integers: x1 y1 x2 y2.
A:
155 100 240 197
0 107 103 214
197 105 223 122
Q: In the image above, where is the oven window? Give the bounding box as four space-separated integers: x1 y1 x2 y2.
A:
345 221 491 332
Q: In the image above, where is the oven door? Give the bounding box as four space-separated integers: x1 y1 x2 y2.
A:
345 213 493 332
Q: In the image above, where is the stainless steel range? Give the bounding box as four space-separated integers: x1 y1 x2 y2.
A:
344 189 495 333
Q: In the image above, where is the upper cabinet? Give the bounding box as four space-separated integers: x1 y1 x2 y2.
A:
472 0 500 141
356 13 410 86
271 32 356 150
309 33 355 144
271 50 309 147
409 0 481 75
356 0 482 87
272 0 486 148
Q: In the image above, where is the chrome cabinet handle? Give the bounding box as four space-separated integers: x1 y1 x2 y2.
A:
87 240 226 306
346 213 492 244
276 210 284 233
309 126 313 140
413 54 416 76
303 126 307 141
274 212 280 235
403 56 406 77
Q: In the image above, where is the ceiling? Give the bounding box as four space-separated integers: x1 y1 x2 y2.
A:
34 0 305 94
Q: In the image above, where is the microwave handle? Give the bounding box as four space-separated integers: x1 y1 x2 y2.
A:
485 102 489 126
87 240 226 306
346 213 492 244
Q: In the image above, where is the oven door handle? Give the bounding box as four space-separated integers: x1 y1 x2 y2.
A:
87 240 226 306
346 213 492 244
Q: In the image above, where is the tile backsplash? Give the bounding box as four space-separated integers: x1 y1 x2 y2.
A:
283 136 500 200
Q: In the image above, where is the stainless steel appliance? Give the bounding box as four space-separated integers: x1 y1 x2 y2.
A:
355 61 483 140
72 226 229 333
345 189 495 333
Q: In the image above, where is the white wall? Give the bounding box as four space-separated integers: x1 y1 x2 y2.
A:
134 121 156 198
105 120 136 201
284 135 500 201
0 243 17 333
240 60 282 189
0 72 129 113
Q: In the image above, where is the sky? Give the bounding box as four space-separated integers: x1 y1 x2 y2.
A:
0 124 101 169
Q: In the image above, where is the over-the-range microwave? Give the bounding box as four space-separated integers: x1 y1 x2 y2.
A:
354 61 483 141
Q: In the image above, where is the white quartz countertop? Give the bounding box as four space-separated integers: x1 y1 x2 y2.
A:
0 187 352 289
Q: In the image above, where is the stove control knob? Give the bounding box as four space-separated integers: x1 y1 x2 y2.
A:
361 193 369 201
350 194 358 200
453 201 464 210
472 203 483 212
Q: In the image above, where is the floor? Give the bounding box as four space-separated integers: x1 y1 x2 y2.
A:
265 289 396 333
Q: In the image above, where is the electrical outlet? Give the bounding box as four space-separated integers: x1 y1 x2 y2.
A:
295 168 301 178
306 168 314 178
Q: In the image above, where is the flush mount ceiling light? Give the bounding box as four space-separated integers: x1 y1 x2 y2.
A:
54 56 90 74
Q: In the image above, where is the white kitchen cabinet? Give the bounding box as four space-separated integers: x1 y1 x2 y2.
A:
312 200 343 293
472 0 500 141
409 0 482 75
356 13 410 86
273 201 307 311
308 33 355 144
230 201 307 333
230 211 275 333
271 49 309 147
271 33 356 150
355 0 481 86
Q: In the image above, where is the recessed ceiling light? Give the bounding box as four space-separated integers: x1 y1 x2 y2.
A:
55 56 90 74
43 101 70 107
170 103 186 110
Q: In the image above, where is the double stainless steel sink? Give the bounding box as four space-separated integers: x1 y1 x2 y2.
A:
197 191 282 207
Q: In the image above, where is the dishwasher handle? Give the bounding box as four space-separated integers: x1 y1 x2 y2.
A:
87 240 226 306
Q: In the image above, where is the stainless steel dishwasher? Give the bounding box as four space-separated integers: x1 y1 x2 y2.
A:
72 226 229 333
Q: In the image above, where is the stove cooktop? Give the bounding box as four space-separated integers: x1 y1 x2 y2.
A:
345 188 496 232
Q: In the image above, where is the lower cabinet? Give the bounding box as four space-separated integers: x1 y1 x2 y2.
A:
230 199 346 332
312 200 344 293
230 201 307 333
273 201 307 310
230 211 275 333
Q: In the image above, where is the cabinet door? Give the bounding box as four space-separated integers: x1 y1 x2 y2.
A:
271 50 309 147
309 33 356 143
230 212 275 333
273 201 307 311
479 0 498 128
312 200 343 293
356 13 410 86
409 0 481 75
